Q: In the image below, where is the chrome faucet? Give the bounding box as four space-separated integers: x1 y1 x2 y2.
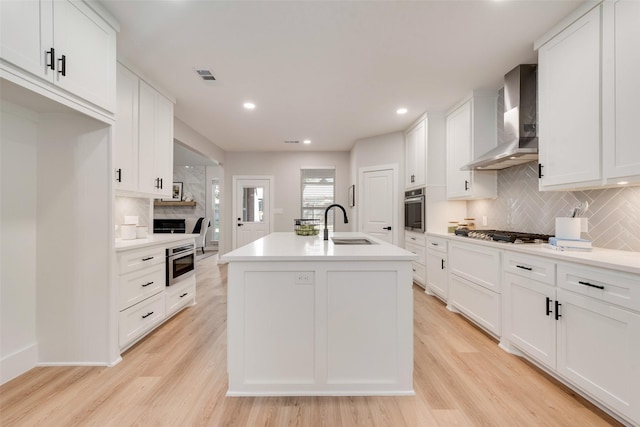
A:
324 204 349 240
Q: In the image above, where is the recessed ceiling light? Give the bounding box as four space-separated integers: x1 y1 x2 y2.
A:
617 181 629 185
396 108 408 115
303 139 311 145
243 102 255 110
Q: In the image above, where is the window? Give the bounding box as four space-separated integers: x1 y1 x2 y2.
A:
301 168 335 228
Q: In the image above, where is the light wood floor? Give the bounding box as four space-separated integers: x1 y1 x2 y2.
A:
0 255 620 426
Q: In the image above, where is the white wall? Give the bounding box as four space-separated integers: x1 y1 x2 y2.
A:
221 151 350 255
350 131 405 236
174 117 225 165
0 101 38 383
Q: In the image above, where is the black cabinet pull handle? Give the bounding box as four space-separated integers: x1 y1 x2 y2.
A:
116 168 122 183
538 163 544 178
141 281 154 287
46 48 55 70
546 297 552 316
430 242 438 246
516 265 533 271
141 257 154 261
141 311 154 319
58 54 66 76
555 301 562 320
159 178 163 189
412 268 416 272
180 293 188 298
441 259 445 270
464 180 469 191
578 280 604 290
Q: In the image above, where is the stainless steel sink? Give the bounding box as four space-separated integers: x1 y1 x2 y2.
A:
331 237 376 245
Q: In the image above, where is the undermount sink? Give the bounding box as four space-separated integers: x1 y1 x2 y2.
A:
331 237 376 245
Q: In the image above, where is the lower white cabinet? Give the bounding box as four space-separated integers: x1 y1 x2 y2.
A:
405 231 426 287
448 242 501 336
425 236 448 300
503 251 640 425
116 238 196 350
166 275 196 316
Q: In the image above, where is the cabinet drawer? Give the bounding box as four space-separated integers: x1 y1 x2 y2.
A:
449 273 501 336
119 263 165 311
405 241 426 264
118 246 165 274
558 263 640 312
411 261 425 286
449 242 501 292
166 275 196 316
405 231 425 247
503 252 556 286
426 236 447 254
119 292 165 348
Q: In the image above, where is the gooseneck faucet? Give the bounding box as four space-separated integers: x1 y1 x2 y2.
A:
324 204 349 240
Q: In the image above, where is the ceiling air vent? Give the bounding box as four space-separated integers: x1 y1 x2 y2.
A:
284 140 300 144
195 69 216 81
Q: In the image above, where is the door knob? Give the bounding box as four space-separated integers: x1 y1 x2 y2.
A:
383 226 392 230
237 223 243 227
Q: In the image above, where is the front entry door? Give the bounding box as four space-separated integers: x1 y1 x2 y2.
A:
361 167 395 244
233 178 271 249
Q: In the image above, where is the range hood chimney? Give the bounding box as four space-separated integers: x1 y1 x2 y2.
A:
462 64 538 171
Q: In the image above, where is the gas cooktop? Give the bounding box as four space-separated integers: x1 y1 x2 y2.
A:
454 229 553 244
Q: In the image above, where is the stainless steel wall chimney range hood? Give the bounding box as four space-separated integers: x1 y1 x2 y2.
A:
462 64 538 171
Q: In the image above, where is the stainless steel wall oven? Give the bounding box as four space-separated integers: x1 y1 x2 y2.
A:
404 188 425 233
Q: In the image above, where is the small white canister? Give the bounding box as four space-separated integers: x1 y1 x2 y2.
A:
555 217 581 240
121 224 136 240
136 225 148 239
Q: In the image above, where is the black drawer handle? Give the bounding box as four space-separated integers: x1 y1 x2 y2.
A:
141 257 154 261
578 280 604 290
430 242 439 246
412 268 416 272
410 237 416 241
141 311 154 319
555 301 562 320
180 293 188 298
546 297 552 316
516 265 533 271
141 281 154 288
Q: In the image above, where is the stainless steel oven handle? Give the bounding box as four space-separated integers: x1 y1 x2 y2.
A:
404 196 424 203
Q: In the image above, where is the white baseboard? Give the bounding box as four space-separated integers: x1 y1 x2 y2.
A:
1 343 38 385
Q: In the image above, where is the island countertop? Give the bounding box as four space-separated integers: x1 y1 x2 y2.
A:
221 232 418 262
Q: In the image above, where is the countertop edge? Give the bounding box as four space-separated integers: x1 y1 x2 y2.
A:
427 232 640 275
115 234 198 251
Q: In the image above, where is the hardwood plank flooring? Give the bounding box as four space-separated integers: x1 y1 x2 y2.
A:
0 255 621 426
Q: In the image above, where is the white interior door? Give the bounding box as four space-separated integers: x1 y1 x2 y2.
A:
233 178 271 249
361 168 395 244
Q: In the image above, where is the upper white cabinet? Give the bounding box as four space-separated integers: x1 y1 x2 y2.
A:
537 6 602 190
405 115 427 189
0 0 116 116
602 0 640 185
537 0 640 190
113 63 174 198
446 92 498 200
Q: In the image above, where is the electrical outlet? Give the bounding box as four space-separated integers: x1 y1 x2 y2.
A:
482 216 488 226
295 272 314 285
580 217 589 233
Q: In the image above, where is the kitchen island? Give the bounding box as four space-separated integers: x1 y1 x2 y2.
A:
221 232 417 396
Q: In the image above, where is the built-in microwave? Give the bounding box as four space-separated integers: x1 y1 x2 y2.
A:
404 188 425 233
166 242 195 286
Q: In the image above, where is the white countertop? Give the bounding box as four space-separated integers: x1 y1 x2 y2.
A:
428 232 640 275
222 232 418 262
115 233 198 251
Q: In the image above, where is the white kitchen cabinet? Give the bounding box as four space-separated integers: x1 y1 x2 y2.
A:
446 92 497 200
113 64 139 192
425 236 448 300
448 241 501 336
405 115 427 189
113 63 174 198
538 6 602 190
138 80 174 198
166 275 196 316
119 292 165 348
0 0 116 115
405 231 426 287
603 0 640 185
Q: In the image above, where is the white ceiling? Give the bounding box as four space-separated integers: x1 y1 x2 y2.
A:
101 0 583 153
